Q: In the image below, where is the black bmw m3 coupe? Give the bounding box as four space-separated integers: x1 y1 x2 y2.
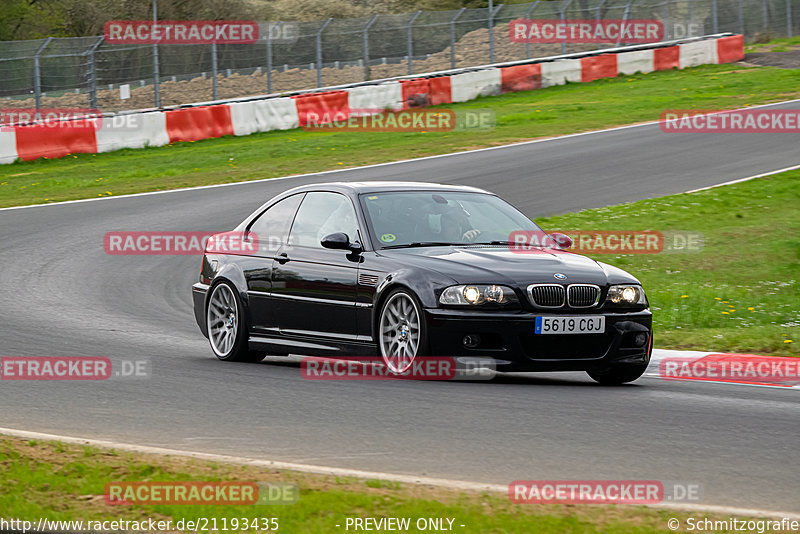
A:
193 181 653 384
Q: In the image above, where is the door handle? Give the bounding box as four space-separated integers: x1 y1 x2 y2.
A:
276 252 290 264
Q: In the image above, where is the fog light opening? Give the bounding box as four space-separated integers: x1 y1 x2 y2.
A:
463 334 481 349
633 333 648 347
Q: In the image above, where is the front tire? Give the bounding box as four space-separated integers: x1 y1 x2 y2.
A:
206 281 264 362
378 289 428 374
587 363 648 385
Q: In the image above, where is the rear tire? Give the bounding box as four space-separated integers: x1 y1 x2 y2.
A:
206 281 264 362
587 363 648 385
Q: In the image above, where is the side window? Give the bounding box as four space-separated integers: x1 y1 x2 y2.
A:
249 194 304 253
288 192 359 249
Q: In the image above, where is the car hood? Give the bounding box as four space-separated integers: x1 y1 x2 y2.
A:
380 245 638 287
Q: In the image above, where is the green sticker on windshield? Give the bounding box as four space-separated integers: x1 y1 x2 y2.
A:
380 233 396 243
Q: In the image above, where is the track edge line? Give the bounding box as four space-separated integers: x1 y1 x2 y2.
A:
0 426 797 520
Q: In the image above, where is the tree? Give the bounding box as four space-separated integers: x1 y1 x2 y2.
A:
0 0 68 41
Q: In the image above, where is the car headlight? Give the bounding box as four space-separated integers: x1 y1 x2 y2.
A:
439 284 519 306
605 285 647 307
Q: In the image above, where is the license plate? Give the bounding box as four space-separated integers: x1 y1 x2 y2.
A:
534 316 605 334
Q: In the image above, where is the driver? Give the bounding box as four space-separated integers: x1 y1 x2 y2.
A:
423 195 481 242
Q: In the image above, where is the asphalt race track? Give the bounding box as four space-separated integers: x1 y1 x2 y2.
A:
1 101 799 513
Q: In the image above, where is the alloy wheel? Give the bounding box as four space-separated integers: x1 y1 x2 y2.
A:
207 283 239 358
379 292 421 373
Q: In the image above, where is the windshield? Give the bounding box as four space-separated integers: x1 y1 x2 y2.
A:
359 191 543 249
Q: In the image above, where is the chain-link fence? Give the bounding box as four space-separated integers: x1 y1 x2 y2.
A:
1 0 797 112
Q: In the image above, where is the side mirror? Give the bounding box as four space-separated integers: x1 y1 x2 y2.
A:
549 232 573 249
321 232 363 253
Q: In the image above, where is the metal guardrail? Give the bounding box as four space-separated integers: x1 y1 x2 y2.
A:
1 33 731 125
173 33 737 111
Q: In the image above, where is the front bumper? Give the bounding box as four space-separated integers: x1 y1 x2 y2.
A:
425 307 652 372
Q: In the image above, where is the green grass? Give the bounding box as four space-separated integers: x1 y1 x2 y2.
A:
1 63 799 208
745 35 800 52
536 170 800 356
0 436 758 533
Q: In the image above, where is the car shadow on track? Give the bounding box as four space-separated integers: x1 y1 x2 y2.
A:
196 355 646 387
490 372 639 387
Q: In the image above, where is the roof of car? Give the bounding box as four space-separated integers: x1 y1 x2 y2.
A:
282 181 491 195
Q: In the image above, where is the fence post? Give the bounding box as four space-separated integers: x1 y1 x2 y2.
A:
688 0 693 34
266 22 282 93
489 0 494 64
712 0 718 33
616 0 635 46
33 37 52 114
316 18 332 88
596 0 606 49
211 42 218 100
738 0 745 35
152 0 161 108
525 1 541 58
663 0 670 39
787 0 793 37
560 0 575 54
86 37 104 110
363 15 379 81
762 0 768 29
450 8 466 69
490 3 504 64
407 11 422 75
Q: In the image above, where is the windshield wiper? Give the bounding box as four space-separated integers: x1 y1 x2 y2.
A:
381 241 462 249
471 240 555 248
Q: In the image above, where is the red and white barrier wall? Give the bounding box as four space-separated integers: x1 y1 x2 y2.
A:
96 111 169 153
0 34 744 165
0 131 17 164
229 97 299 136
